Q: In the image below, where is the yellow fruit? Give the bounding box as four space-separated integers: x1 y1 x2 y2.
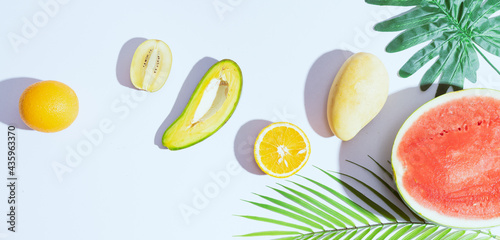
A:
130 39 172 92
254 122 311 178
19 80 79 132
327 52 389 141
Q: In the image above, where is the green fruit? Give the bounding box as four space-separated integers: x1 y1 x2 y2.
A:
162 59 242 150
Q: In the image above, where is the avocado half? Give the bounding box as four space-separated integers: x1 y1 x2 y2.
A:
162 59 242 150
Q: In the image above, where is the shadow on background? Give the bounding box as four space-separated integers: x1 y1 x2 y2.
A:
0 78 42 130
116 37 147 89
304 49 353 138
154 57 218 149
234 120 271 175
336 85 438 218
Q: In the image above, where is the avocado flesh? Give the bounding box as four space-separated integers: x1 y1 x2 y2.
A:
162 59 242 150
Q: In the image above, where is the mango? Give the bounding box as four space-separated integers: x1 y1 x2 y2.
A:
327 52 389 141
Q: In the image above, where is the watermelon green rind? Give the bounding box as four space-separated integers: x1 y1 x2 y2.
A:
392 88 500 229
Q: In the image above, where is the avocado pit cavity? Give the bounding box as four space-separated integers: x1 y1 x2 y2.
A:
190 71 229 128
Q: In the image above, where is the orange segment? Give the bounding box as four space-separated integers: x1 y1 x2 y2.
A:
254 122 311 178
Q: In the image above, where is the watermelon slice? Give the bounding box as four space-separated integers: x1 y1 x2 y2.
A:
393 89 500 229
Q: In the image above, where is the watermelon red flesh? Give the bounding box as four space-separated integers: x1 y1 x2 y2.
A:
397 96 500 219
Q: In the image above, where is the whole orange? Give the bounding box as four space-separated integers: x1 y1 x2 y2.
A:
19 80 79 132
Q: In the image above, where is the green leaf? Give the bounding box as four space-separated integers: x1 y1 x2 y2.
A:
375 6 444 32
473 17 500 56
369 0 500 95
446 0 463 21
280 183 355 227
463 40 479 82
343 229 358 239
237 157 500 239
475 236 492 240
321 232 338 240
440 42 466 90
349 158 431 223
237 230 302 237
243 200 324 230
442 230 466 240
403 225 426 239
415 226 439 240
365 0 423 6
237 215 312 232
367 155 393 179
309 232 325 240
299 232 325 240
399 36 456 78
350 158 426 223
354 228 371 240
331 231 347 240
460 0 482 27
255 193 330 229
323 169 397 222
473 15 500 36
272 237 299 240
432 228 453 240
300 175 380 223
268 186 341 228
389 225 413 240
459 233 481 240
386 20 452 53
419 41 456 91
290 181 363 226
339 173 411 222
345 160 399 199
470 0 500 26
379 225 399 240
366 226 383 240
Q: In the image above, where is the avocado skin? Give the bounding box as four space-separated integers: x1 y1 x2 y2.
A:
162 59 242 150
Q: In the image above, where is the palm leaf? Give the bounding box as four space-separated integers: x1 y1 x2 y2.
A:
288 181 360 226
237 156 500 239
404 225 427 239
366 226 384 239
338 172 411 222
366 0 500 96
299 175 381 224
278 183 355 227
415 226 439 240
236 215 313 232
321 168 398 222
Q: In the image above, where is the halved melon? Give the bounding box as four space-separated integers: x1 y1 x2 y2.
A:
393 89 500 229
162 59 242 150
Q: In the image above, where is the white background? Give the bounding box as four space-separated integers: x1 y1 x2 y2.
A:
1 0 500 239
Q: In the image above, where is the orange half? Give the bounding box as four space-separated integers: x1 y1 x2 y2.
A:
254 122 311 178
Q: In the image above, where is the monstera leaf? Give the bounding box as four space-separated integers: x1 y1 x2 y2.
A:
236 156 500 239
366 0 500 96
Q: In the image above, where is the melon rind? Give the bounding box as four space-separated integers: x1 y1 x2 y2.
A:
392 88 500 229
